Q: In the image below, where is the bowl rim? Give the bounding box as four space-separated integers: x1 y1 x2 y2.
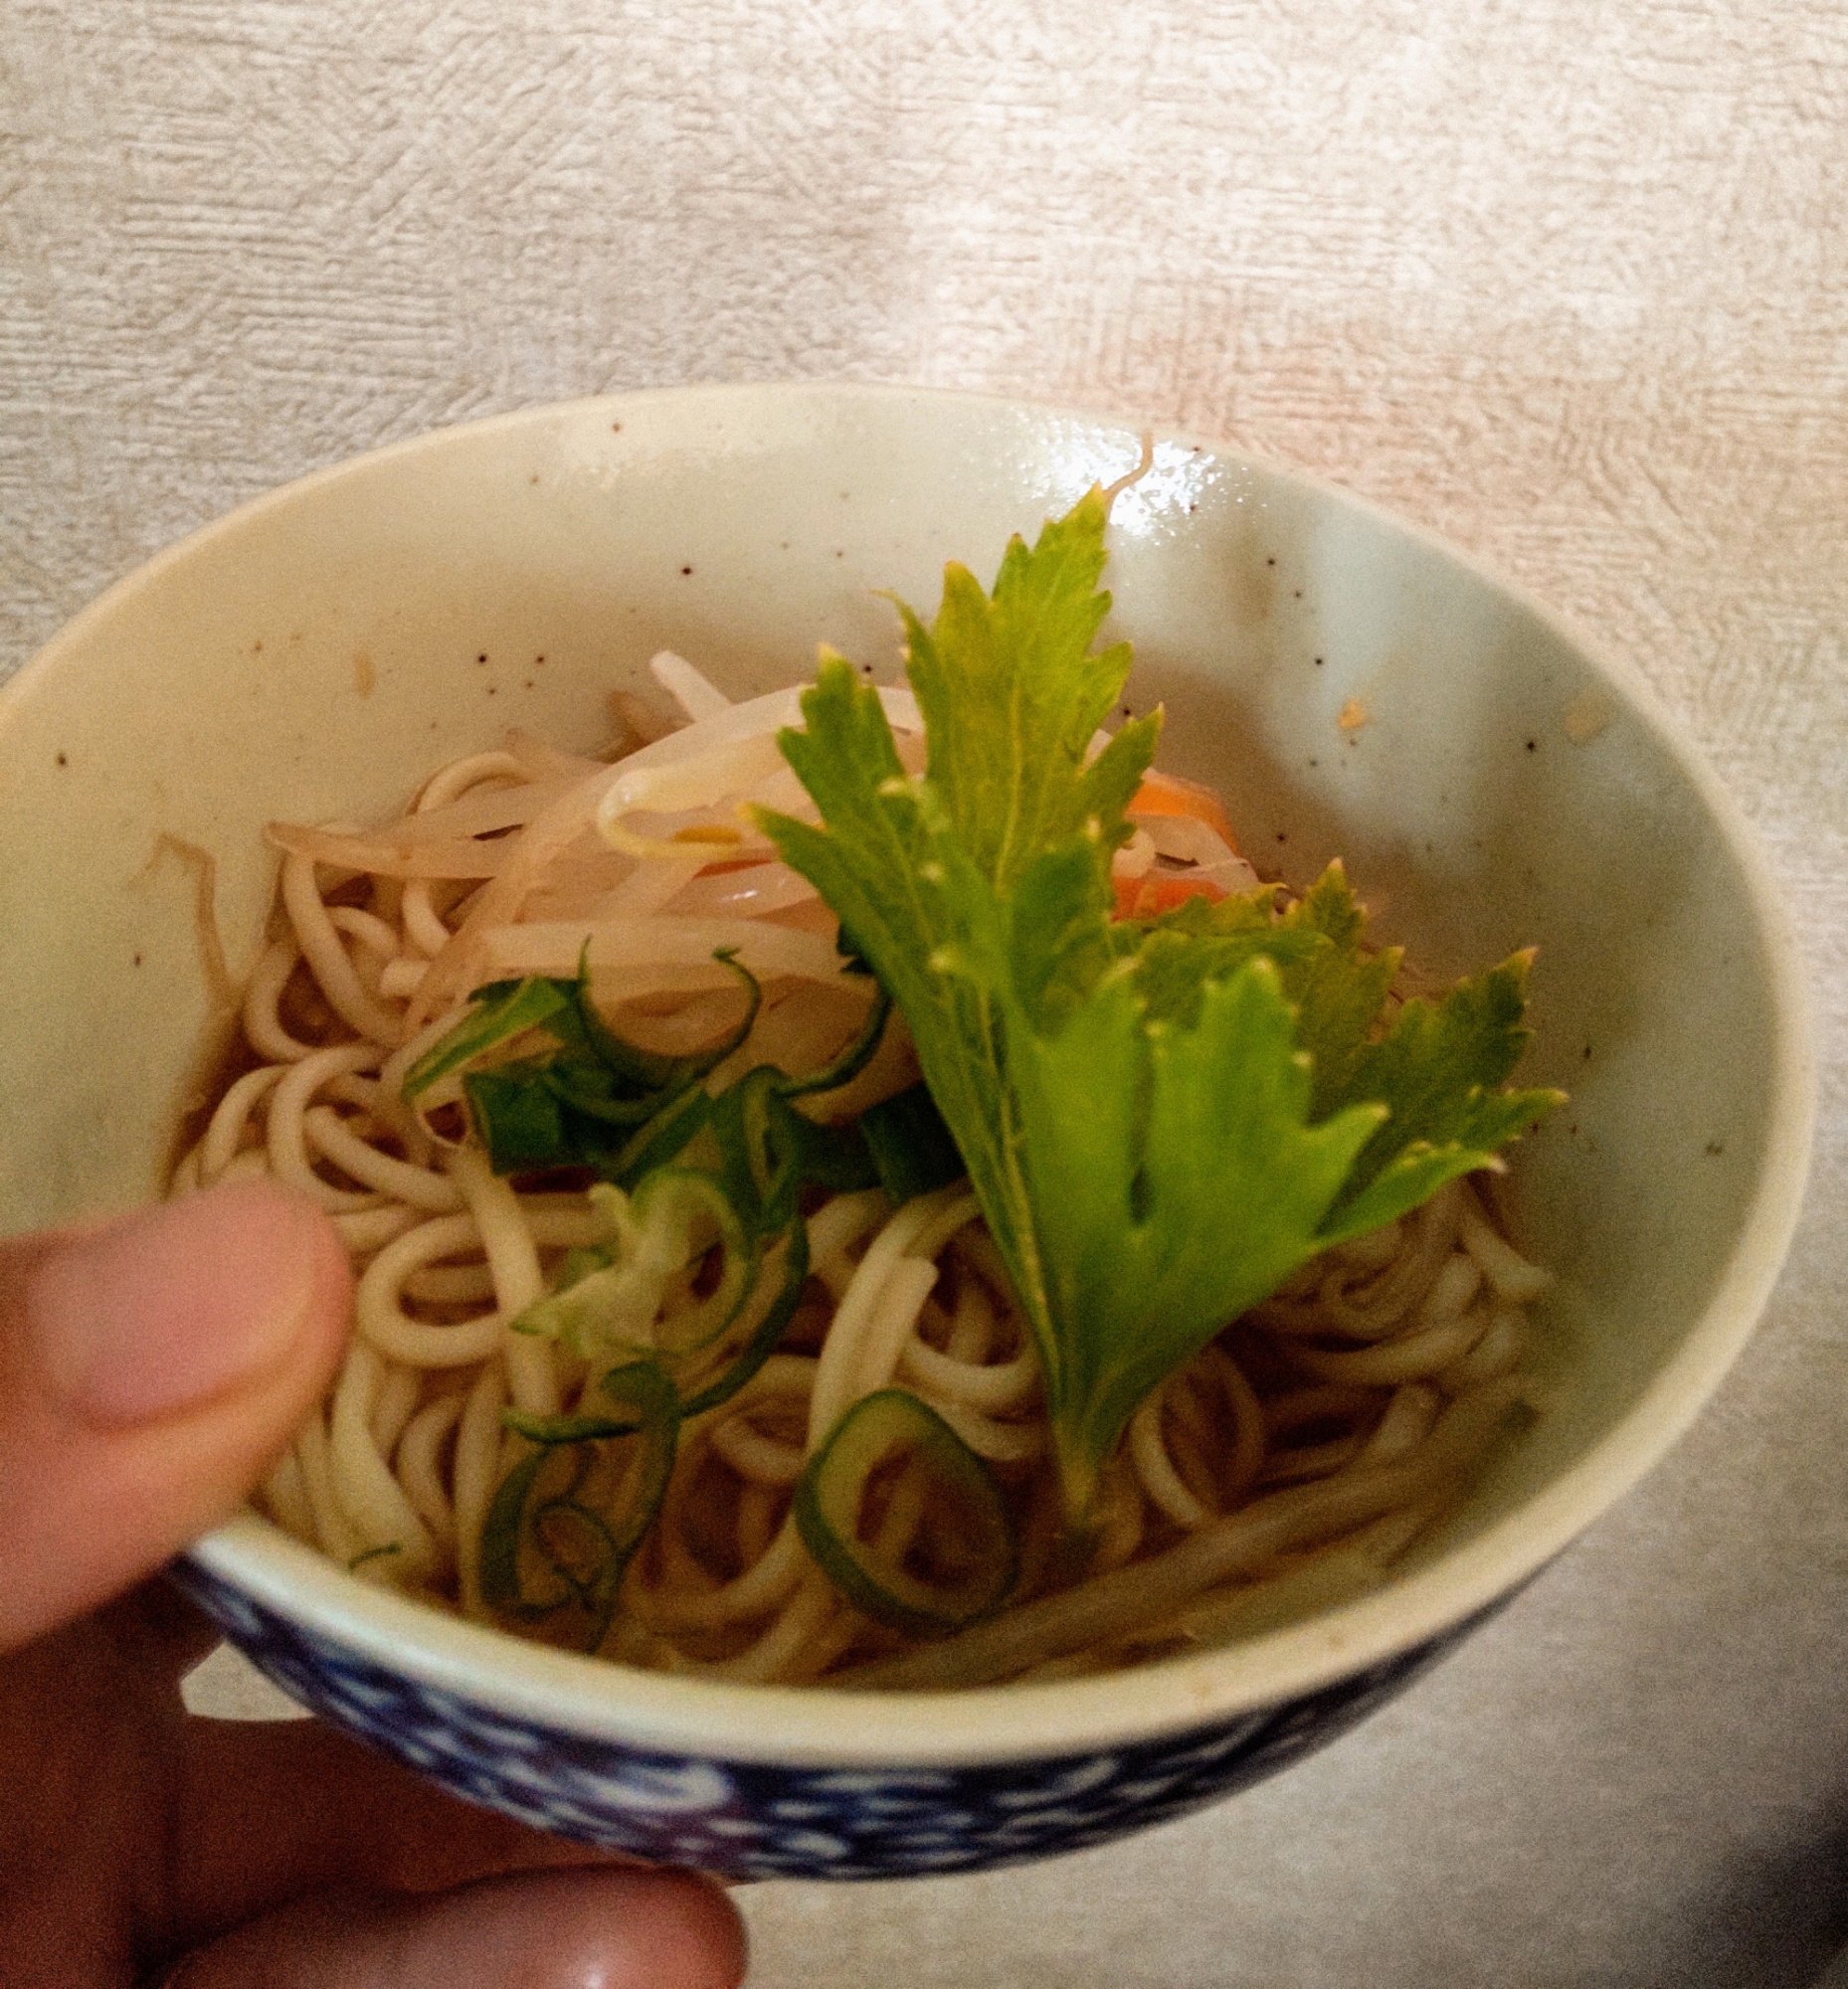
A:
23 379 1814 1767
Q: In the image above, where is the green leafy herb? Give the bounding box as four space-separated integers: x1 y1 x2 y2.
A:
759 488 1563 1526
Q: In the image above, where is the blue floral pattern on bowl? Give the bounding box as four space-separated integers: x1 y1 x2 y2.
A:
174 1555 1478 1878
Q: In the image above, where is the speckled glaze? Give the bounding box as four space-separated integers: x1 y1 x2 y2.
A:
170 1555 1491 1878
0 387 1813 1877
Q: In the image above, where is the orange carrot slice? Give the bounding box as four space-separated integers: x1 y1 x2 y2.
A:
1128 771 1237 850
1112 871 1229 921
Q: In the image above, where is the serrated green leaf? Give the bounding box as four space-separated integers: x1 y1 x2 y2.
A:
898 487 1157 889
1003 957 1386 1507
761 490 1563 1529
1316 949 1565 1238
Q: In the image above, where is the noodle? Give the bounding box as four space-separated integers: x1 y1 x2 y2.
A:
174 651 1552 1687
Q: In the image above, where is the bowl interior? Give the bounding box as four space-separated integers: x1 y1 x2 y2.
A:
0 384 1810 1756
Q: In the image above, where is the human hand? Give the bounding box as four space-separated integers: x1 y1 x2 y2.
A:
0 1178 747 1988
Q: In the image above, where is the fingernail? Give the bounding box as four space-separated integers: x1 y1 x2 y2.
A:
28 1180 334 1427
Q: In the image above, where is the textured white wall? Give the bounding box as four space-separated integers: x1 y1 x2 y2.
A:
7 3 1846 1983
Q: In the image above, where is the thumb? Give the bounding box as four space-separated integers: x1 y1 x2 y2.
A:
0 1178 352 1652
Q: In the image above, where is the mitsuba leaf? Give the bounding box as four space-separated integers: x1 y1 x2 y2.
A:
896 487 1154 893
760 489 1563 1526
1315 950 1560 1241
1271 864 1400 1120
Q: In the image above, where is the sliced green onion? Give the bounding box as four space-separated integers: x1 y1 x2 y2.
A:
481 1360 679 1654
678 1213 811 1417
540 1056 683 1128
403 978 572 1100
556 944 761 1094
795 1389 1016 1637
857 1083 967 1203
507 1208 805 1441
553 1244 608 1289
709 1066 878 1233
404 946 762 1181
778 984 892 1099
502 1407 643 1443
640 1172 753 1356
462 1062 570 1173
605 1080 714 1188
509 1171 749 1361
708 1066 791 1229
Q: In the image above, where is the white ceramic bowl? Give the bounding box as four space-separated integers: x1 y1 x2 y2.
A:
0 385 1814 1877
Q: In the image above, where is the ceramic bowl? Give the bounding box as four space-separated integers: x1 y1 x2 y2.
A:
0 385 1813 1879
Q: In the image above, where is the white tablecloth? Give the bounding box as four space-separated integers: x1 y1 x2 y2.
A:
7 4 1845 1981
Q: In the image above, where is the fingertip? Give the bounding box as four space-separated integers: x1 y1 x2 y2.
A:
521 1868 750 1989
157 1717 744 1970
614 1869 751 1989
161 1865 750 1989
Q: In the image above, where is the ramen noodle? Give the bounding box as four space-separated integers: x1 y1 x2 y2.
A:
171 646 1552 1691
